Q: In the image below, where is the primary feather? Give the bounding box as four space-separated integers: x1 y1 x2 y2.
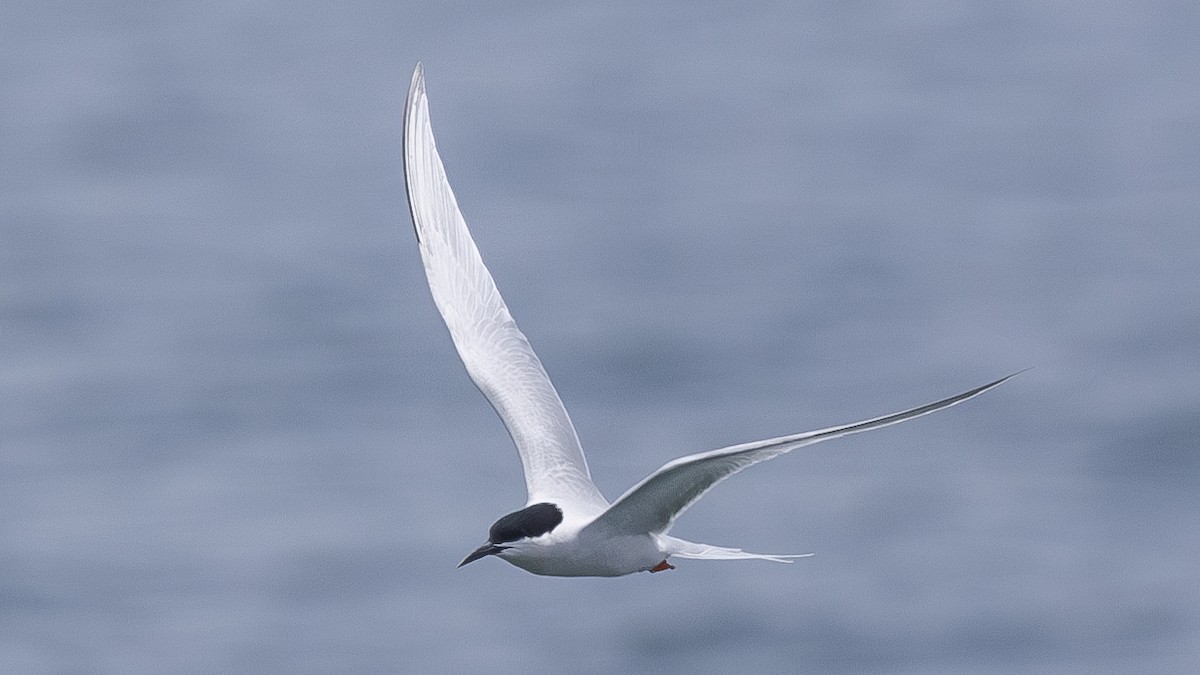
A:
404 64 609 514
588 373 1019 538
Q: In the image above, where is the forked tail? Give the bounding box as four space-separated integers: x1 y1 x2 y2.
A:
662 535 812 563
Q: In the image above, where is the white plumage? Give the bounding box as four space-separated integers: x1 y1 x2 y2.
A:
403 63 1016 577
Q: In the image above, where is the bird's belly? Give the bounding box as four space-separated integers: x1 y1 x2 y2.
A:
507 534 666 577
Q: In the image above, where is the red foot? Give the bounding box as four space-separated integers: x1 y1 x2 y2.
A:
649 560 675 573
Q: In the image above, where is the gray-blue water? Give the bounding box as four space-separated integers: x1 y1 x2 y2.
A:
3 3 1198 673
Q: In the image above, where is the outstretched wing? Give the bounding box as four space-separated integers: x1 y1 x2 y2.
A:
403 63 608 513
586 373 1020 536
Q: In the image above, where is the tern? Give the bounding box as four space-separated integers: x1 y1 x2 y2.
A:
403 63 1015 577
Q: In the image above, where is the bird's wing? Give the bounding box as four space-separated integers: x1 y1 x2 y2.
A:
403 63 608 513
585 373 1019 537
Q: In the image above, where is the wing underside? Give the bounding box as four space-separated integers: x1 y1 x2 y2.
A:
588 373 1020 537
403 64 608 513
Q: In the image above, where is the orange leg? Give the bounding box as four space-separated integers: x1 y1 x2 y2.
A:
649 560 675 573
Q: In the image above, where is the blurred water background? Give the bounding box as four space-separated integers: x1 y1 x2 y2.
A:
2 2 1198 672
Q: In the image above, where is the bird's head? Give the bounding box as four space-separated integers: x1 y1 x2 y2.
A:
458 502 564 567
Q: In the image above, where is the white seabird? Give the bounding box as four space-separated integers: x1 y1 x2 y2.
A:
403 63 1016 577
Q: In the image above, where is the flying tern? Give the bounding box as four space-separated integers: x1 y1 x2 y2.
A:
403 63 1015 577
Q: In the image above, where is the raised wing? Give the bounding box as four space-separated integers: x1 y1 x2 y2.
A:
403 63 608 513
586 373 1020 537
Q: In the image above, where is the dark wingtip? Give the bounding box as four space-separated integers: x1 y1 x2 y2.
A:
403 62 427 244
988 367 1031 390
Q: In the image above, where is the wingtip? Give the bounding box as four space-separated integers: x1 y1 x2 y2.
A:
403 62 428 244
989 367 1031 389
962 368 1028 398
408 62 425 101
